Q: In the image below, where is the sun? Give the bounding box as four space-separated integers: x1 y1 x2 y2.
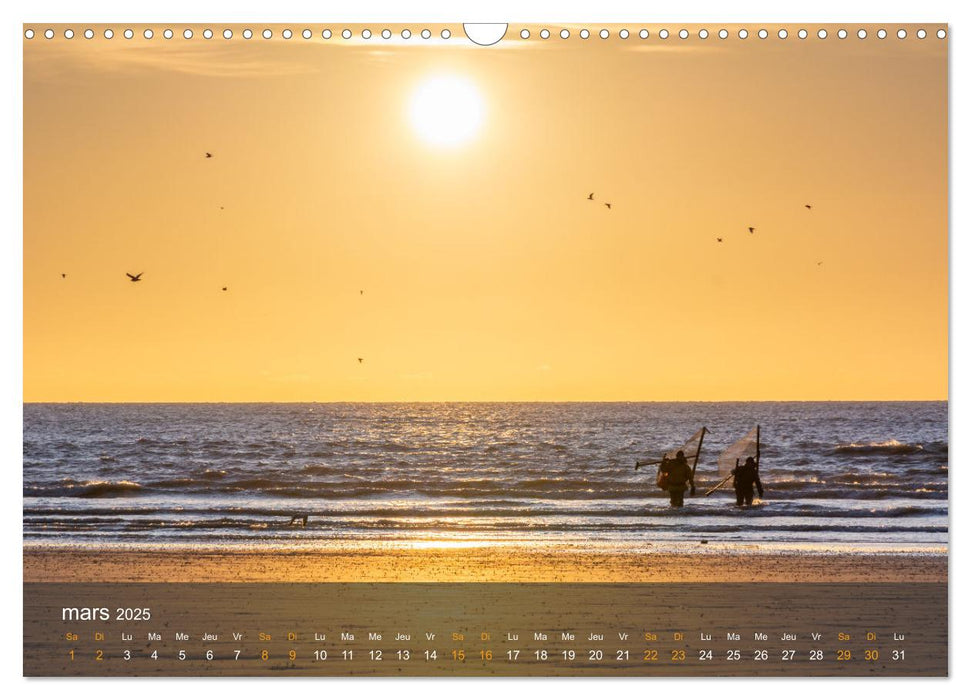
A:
408 76 485 147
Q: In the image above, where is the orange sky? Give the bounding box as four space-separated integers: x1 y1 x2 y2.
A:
23 25 948 401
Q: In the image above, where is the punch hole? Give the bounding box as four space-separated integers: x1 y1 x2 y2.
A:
143 29 153 39
659 29 669 39
183 29 193 39
560 29 570 39
817 29 827 39
540 29 550 39
421 29 431 39
520 29 529 39
897 29 907 39
382 29 391 39
321 29 331 39
282 29 293 39
798 29 808 39
778 29 788 39
679 29 689 39
619 29 630 39
937 29 946 39
441 29 451 39
203 29 213 39
85 29 94 39
877 29 887 39
163 29 173 39
638 29 648 39
758 29 768 39
599 29 609 39
699 29 709 39
104 29 113 39
857 29 867 39
224 29 234 39
580 29 590 39
402 29 412 39
837 29 847 39
124 28 133 39
362 29 372 39
64 29 74 39
916 29 926 39
718 29 728 39
342 29 352 39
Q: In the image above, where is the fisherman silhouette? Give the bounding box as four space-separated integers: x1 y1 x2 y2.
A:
660 450 695 507
732 456 764 506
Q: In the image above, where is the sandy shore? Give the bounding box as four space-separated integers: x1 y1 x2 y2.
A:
23 545 947 583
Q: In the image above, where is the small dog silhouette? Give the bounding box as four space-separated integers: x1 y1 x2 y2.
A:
288 514 308 527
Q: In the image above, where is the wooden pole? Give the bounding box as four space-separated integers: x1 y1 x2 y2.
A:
704 471 733 496
691 427 708 481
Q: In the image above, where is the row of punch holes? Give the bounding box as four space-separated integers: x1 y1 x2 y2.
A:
24 26 948 41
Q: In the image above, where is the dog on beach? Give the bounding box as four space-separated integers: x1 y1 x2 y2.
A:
288 514 309 527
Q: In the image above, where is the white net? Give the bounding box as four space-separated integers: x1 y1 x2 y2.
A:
664 427 707 462
717 426 759 477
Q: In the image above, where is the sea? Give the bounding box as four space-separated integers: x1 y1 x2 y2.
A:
22 402 948 553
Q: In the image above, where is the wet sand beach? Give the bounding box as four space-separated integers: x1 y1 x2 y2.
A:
23 545 947 583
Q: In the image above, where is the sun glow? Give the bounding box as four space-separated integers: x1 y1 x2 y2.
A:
408 76 484 147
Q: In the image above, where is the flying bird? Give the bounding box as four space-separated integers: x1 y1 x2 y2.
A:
360 290 364 295
221 287 228 291
587 192 595 200
61 273 66 279
205 152 213 158
604 203 612 210
816 261 823 266
805 204 813 210
126 272 143 282
716 238 723 243
748 227 755 234
357 357 364 364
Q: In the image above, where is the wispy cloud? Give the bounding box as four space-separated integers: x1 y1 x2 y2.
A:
25 41 322 79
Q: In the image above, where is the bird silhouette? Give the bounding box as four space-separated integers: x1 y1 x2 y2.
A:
748 227 755 234
359 290 364 295
357 358 364 364
221 287 228 291
587 192 595 200
604 203 612 210
126 272 143 282
816 261 823 266
205 152 213 158
61 273 66 279
716 238 723 243
805 204 813 210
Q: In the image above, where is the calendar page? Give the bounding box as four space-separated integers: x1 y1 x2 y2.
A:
22 22 948 677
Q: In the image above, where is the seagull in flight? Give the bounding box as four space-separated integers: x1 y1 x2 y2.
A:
126 272 143 282
205 152 213 159
716 238 723 243
61 273 66 279
357 357 364 364
604 202 612 210
805 204 813 210
360 290 364 295
587 192 595 200
816 261 823 266
748 226 755 234
221 287 228 291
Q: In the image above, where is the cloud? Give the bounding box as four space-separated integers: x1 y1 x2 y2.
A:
25 41 322 80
